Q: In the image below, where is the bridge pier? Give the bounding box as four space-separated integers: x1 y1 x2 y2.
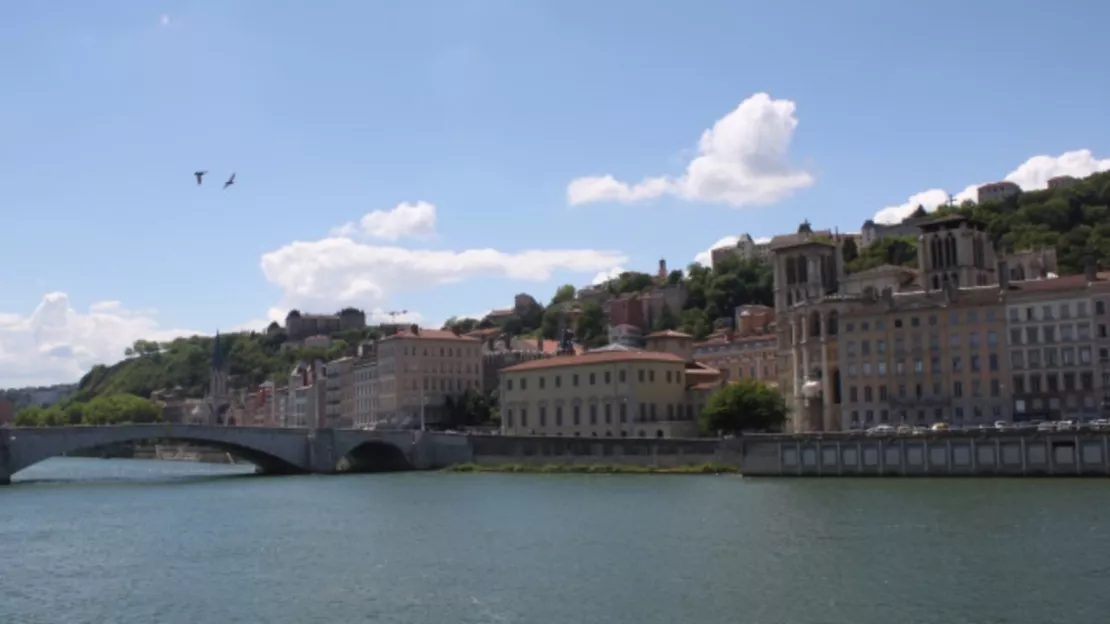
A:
1 432 11 486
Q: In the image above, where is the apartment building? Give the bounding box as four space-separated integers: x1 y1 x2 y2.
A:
771 211 1110 432
374 327 483 428
499 351 700 438
839 288 1008 429
1006 270 1105 422
352 341 377 428
325 357 356 429
693 333 777 384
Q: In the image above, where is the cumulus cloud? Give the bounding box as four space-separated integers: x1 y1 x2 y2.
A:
330 201 438 241
0 293 199 387
591 267 626 285
567 93 814 208
259 225 628 317
873 149 1110 224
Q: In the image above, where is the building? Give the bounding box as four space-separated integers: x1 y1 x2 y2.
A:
0 397 13 427
373 326 483 428
977 181 1020 204
693 333 777 384
325 356 356 429
771 210 1110 432
352 341 377 428
285 360 327 428
709 233 772 267
284 308 366 342
1006 265 1105 422
197 332 230 425
839 286 1008 430
1047 175 1077 190
477 331 561 394
499 351 701 438
860 206 933 247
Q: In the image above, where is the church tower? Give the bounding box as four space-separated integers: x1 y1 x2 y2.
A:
205 331 231 425
917 215 997 291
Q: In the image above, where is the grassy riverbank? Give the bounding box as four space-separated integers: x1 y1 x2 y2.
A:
442 463 740 475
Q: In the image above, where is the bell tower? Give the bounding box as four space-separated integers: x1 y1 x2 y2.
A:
205 331 231 425
918 215 997 291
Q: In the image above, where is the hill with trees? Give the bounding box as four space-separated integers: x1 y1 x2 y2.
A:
24 172 1108 423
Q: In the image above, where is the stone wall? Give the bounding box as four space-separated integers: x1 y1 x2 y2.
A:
460 434 736 468
740 431 1110 477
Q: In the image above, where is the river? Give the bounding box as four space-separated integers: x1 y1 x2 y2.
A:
2 458 1109 623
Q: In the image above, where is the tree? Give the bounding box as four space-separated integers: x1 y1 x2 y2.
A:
700 379 787 435
443 389 499 428
666 270 684 286
442 317 479 333
679 308 712 341
842 237 859 264
550 284 576 306
845 235 918 273
653 303 679 331
574 303 607 348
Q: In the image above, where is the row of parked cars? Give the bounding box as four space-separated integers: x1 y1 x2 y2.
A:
863 419 1110 436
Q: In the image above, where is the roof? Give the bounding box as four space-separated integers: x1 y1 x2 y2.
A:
1011 272 1110 293
514 337 573 355
693 333 776 349
645 330 693 340
500 350 685 373
769 229 833 251
383 329 481 342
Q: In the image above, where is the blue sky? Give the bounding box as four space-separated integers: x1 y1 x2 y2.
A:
2 0 1109 386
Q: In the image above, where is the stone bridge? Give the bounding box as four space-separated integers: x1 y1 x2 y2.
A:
0 425 439 485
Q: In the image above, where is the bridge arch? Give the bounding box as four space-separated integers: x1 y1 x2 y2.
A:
338 440 413 473
4 425 311 478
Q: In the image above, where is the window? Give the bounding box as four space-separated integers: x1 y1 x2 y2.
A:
619 403 627 423
555 407 563 426
589 373 596 385
539 407 547 427
604 403 612 424
573 374 580 386
506 379 513 391
1008 308 1020 322
573 405 581 425
555 376 562 388
619 370 626 382
953 381 963 397
987 330 998 347
1098 300 1106 315
849 386 858 402
989 353 999 372
506 409 514 427
521 408 528 428
638 370 645 382
589 404 597 425
605 372 612 384
520 378 527 390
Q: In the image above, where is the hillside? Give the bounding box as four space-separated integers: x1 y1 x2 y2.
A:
46 171 1110 412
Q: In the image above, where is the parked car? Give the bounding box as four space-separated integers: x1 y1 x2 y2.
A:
867 425 895 436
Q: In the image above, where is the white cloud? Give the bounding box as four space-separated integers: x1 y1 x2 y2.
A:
873 149 1110 224
259 228 628 317
591 267 626 285
567 93 814 208
0 293 199 387
331 201 438 241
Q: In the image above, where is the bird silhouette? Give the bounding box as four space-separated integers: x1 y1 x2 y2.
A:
194 170 207 186
223 173 236 190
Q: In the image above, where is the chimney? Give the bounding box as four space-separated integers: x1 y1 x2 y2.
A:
997 260 1010 290
410 324 420 336
1085 256 1098 282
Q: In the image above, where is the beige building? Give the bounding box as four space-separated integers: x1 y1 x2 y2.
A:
325 356 356 429
772 212 1109 432
374 327 483 428
1006 268 1107 422
976 181 1020 204
499 351 701 438
694 333 777 384
709 233 773 267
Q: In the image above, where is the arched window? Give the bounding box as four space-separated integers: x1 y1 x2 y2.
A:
809 312 822 339
826 311 839 336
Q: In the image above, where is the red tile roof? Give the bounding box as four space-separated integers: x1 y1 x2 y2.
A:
501 350 684 373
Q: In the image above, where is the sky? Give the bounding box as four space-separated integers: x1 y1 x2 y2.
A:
2 0 1109 388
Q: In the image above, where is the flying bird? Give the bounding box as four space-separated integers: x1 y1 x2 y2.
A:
194 170 207 186
223 173 236 190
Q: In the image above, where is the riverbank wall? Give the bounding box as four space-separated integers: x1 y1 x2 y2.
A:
421 430 1110 477
738 430 1110 477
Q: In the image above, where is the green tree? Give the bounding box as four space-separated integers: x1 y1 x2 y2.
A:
700 379 787 435
653 303 679 331
550 284 576 306
15 406 45 427
540 306 565 340
666 269 685 286
846 235 918 273
679 308 712 340
842 237 859 264
443 389 499 427
574 302 607 348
